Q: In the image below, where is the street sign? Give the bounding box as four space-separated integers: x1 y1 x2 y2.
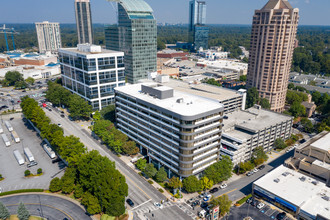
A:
212 206 219 220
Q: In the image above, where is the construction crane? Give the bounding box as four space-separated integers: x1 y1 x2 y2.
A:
0 24 20 52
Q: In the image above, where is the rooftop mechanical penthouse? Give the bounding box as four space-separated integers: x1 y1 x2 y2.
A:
115 83 224 178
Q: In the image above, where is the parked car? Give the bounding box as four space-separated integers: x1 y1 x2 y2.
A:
203 195 212 201
210 188 219 193
220 183 227 189
57 123 62 127
247 171 254 176
126 198 134 207
0 187 2 193
258 165 265 170
27 161 38 168
60 114 65 118
200 202 208 208
246 197 253 204
276 212 286 220
257 202 265 209
154 202 163 209
252 168 259 173
251 200 258 207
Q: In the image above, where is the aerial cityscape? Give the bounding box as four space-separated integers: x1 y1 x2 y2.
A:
0 0 329 220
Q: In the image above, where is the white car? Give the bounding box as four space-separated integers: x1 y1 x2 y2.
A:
257 202 265 209
0 187 2 193
220 183 227 189
154 202 163 209
252 168 259 173
57 123 62 127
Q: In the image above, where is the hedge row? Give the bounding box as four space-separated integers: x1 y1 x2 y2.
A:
0 189 44 197
236 194 252 205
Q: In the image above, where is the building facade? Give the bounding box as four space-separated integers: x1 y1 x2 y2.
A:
75 0 93 44
115 83 224 178
221 105 293 165
246 0 299 112
105 0 157 84
188 0 209 51
35 21 62 54
59 44 125 110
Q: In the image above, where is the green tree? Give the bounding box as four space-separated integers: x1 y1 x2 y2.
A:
93 111 101 121
77 150 128 216
289 102 306 118
24 170 30 177
49 177 62 192
301 118 314 133
81 192 101 215
312 91 322 105
238 161 254 174
203 78 221 87
14 80 27 89
239 75 247 82
204 156 233 184
251 146 268 166
74 184 84 199
100 105 116 122
157 39 166 50
25 77 35 85
246 87 259 109
259 98 271 109
288 83 295 90
168 177 183 190
61 167 76 194
122 141 139 155
286 90 308 105
210 194 232 217
183 176 202 193
144 163 157 178
155 167 167 182
274 138 287 150
5 71 24 86
136 158 147 171
37 168 42 174
57 135 86 165
17 202 30 220
68 94 92 120
200 176 213 191
0 201 10 220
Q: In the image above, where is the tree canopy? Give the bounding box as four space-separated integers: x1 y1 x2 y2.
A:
204 156 233 184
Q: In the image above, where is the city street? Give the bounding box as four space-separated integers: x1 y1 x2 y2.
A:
42 107 192 220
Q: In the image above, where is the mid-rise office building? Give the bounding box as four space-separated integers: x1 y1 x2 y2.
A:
221 105 293 165
286 131 330 186
35 21 62 54
246 0 299 112
115 83 224 177
188 0 209 51
105 0 157 84
59 44 125 110
75 0 93 44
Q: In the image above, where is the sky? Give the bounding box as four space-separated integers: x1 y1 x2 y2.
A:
1 0 329 26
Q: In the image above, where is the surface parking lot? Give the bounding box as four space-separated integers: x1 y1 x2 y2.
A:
228 202 294 220
0 113 65 192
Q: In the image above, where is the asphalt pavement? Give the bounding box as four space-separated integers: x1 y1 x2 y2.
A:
0 193 91 220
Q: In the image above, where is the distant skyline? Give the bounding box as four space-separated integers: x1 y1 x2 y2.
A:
1 0 329 26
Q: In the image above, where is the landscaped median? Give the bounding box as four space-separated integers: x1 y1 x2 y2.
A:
235 194 252 206
0 189 44 197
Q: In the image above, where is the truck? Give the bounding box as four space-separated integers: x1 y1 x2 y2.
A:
13 150 25 165
0 125 3 134
11 130 20 143
24 147 35 162
4 121 13 132
1 134 10 147
43 144 56 159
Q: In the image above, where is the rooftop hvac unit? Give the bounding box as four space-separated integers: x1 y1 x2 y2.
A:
274 178 280 183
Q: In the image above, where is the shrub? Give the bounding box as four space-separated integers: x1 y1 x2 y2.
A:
236 194 252 205
37 168 42 174
24 170 31 177
158 188 164 193
148 180 153 184
0 189 43 197
138 172 143 176
74 184 84 199
49 177 62 192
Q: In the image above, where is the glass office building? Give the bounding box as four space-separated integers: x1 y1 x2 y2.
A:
105 0 157 84
188 0 208 51
59 44 125 110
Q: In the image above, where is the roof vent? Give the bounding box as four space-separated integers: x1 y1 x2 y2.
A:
312 181 319 185
322 196 330 201
274 178 280 183
299 176 306 182
177 98 184 103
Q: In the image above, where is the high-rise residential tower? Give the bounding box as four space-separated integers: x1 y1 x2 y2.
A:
75 0 93 44
246 0 299 112
188 0 209 51
105 0 157 84
35 21 62 54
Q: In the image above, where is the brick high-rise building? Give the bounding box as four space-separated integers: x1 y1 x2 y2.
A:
246 0 299 112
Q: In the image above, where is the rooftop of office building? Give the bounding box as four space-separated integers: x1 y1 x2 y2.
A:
254 165 330 218
115 83 224 117
223 106 292 137
152 78 243 103
296 131 330 153
58 44 123 56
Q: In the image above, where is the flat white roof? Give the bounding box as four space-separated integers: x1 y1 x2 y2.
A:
311 132 330 152
115 83 224 117
58 47 123 58
254 165 330 218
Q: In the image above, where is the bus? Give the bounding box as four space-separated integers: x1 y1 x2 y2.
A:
24 148 35 162
4 121 13 132
1 134 10 147
13 150 24 165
